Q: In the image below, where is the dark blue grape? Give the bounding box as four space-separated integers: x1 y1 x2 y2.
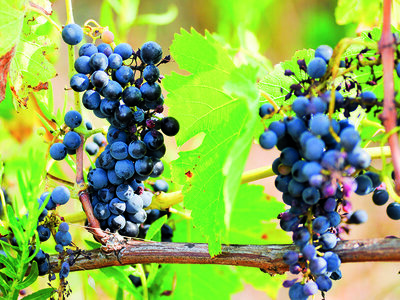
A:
316 275 332 292
97 188 115 203
312 216 329 234
365 172 381 189
128 140 147 160
309 257 327 275
303 281 318 296
115 66 134 85
288 180 306 197
63 131 81 150
143 65 160 83
339 127 360 152
38 260 49 276
37 225 51 242
119 221 139 237
51 186 70 205
93 133 107 147
320 232 337 250
323 198 337 212
153 180 169 192
110 141 128 160
33 249 47 263
97 43 113 57
125 194 144 214
85 142 99 155
82 90 101 110
127 209 147 223
140 41 162 65
116 184 135 201
307 57 327 79
259 103 275 118
122 86 142 107
283 251 299 265
309 113 330 136
315 45 333 62
387 202 400 220
292 227 310 247
115 159 135 180
288 282 307 300
108 53 123 69
62 24 83 45
141 191 153 208
259 130 277 149
91 70 109 89
326 211 341 227
109 198 126 215
360 91 377 103
70 74 89 92
74 56 92 74
79 43 98 57
372 189 389 206
135 157 154 176
89 53 108 71
87 168 109 189
324 251 341 272
108 214 126 230
114 105 133 123
140 82 161 101
301 244 316 260
93 202 111 220
114 43 133 60
268 121 286 139
291 96 309 117
302 187 320 205
102 80 123 100
280 147 300 167
50 143 67 161
143 130 164 151
64 110 82 129
160 117 179 136
150 159 164 177
55 231 72 246
59 262 70 279
59 222 69 232
355 175 374 195
275 175 291 193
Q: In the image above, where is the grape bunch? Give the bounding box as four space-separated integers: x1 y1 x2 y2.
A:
258 44 400 299
59 23 179 238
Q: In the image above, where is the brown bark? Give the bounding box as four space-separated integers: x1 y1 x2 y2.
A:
48 238 400 275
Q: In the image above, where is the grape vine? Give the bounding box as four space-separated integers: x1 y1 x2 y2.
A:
0 0 400 300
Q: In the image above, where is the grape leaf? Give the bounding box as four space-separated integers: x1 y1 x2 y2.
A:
164 28 259 256
229 184 290 245
8 9 58 107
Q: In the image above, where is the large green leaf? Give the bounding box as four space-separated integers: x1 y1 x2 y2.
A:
229 184 290 245
164 28 259 256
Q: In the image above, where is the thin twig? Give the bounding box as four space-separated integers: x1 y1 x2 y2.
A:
379 0 400 194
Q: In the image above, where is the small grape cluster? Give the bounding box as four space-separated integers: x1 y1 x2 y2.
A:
59 23 179 237
31 188 73 277
258 44 400 299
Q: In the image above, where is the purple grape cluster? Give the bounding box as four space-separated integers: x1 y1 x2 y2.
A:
257 44 394 297
67 40 179 237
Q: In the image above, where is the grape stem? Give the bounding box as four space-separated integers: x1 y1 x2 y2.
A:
44 238 400 276
379 0 400 195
